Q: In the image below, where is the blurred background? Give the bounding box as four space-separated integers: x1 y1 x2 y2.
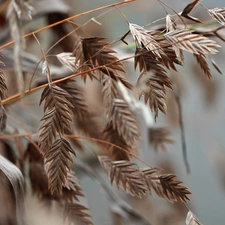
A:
1 0 225 225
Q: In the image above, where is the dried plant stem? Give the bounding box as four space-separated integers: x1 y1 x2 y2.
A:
174 89 190 174
0 0 135 51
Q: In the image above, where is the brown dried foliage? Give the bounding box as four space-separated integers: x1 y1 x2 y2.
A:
99 156 191 203
181 0 200 17
57 52 76 72
186 211 203 225
45 138 75 195
0 57 7 100
58 80 89 119
129 23 165 58
82 37 125 73
159 174 191 203
2 1 223 224
39 84 73 152
39 84 76 194
141 167 165 197
29 161 84 201
101 73 140 160
0 104 7 133
135 47 172 119
64 202 94 225
29 163 49 196
208 7 225 26
165 30 220 55
109 99 140 146
141 167 192 203
164 16 184 64
194 54 212 79
166 14 177 32
101 75 121 116
0 57 7 132
72 35 91 80
153 35 182 70
99 156 148 198
110 161 148 198
72 36 131 89
149 127 174 151
25 142 89 222
57 80 103 142
103 122 132 161
63 170 85 202
180 0 201 23
103 98 140 160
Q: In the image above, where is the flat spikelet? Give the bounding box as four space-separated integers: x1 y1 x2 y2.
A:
165 30 220 55
99 156 191 202
208 8 225 26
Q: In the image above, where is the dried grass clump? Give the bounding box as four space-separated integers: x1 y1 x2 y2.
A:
1 0 224 224
99 156 191 202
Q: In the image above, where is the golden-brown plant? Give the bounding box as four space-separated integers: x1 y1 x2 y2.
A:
0 0 224 224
